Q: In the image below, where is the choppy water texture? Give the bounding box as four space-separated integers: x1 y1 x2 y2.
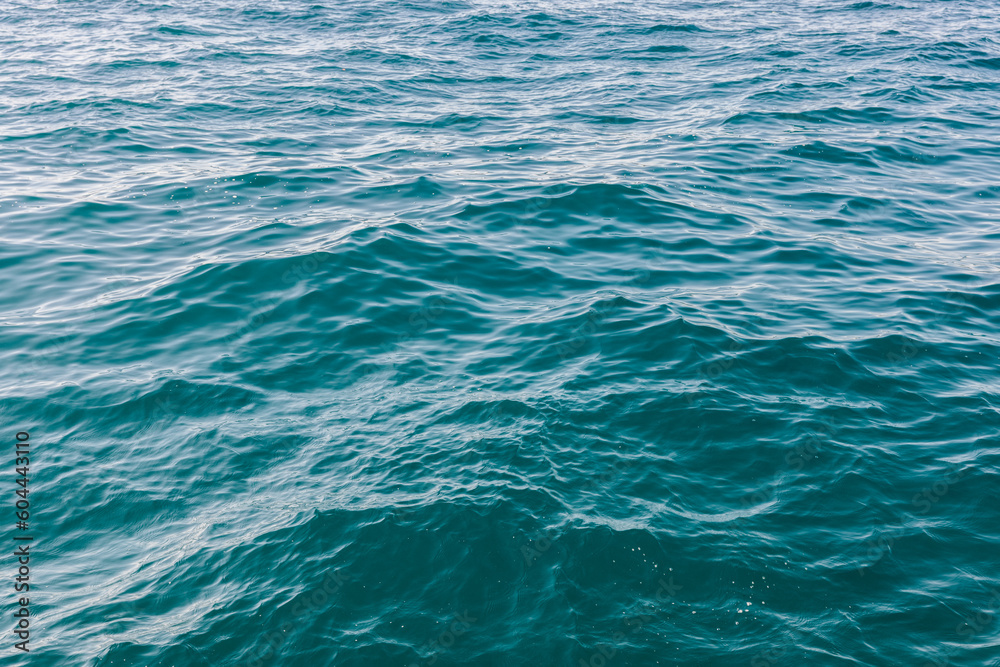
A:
2 0 1000 665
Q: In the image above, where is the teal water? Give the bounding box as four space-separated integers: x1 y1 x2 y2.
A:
2 0 1000 665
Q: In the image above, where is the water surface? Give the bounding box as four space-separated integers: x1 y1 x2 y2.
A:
2 1 1000 665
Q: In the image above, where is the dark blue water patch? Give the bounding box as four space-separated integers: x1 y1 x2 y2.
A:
645 44 692 53
845 1 903 10
155 23 216 36
767 49 804 58
639 23 709 34
723 106 904 126
966 56 1000 70
781 141 880 167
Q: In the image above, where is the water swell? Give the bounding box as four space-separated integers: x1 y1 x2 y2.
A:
3 0 1000 665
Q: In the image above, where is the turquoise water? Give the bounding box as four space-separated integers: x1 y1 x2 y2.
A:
2 0 1000 664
